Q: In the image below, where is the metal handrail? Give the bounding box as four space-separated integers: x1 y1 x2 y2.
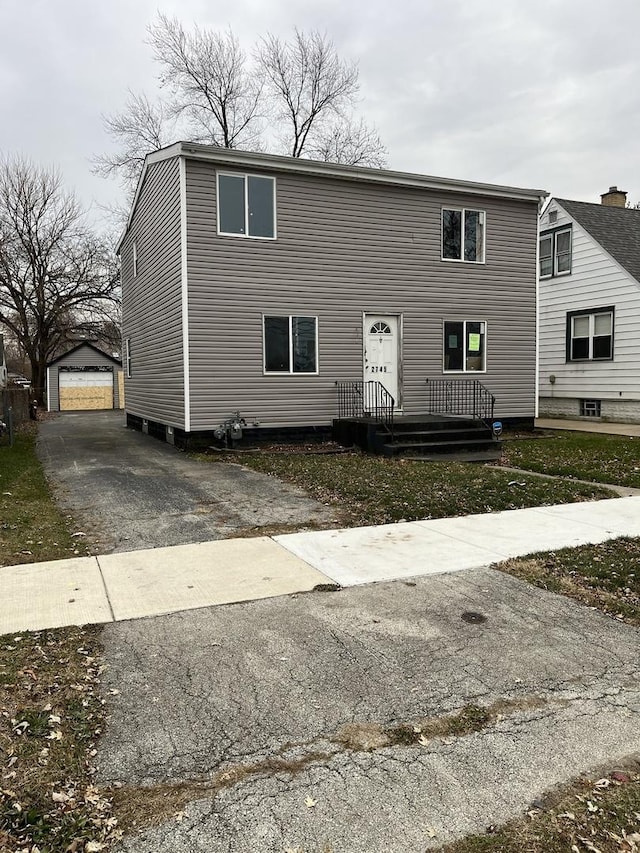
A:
425 379 495 426
335 380 395 434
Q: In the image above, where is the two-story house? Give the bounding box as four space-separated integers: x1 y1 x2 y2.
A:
538 187 640 423
117 142 545 448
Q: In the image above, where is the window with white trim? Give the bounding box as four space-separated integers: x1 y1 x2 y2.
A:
264 316 317 374
442 208 485 262
132 240 138 278
443 321 486 372
125 338 132 377
567 308 613 361
217 173 276 238
540 227 572 278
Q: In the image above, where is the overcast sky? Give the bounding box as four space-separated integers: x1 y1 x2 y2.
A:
2 0 639 225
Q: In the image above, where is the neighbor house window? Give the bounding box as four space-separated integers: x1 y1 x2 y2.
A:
540 227 572 278
125 338 132 377
263 316 317 374
443 321 486 372
132 240 138 278
567 308 613 361
442 208 485 262
217 173 276 239
580 399 601 418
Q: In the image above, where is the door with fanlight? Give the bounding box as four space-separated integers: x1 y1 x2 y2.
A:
363 314 401 409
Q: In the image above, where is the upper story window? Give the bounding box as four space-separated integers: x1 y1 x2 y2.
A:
132 239 138 278
263 315 317 374
567 307 613 362
540 227 571 278
442 208 485 263
217 173 276 239
443 320 486 372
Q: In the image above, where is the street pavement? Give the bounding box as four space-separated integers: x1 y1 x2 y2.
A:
98 565 640 853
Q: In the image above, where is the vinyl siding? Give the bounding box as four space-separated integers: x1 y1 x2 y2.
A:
187 160 538 430
185 159 538 429
539 201 640 401
121 157 184 426
47 344 121 411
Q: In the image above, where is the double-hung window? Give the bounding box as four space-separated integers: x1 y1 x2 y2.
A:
540 227 572 278
264 316 318 374
567 308 613 361
442 208 485 262
443 321 486 372
217 173 276 239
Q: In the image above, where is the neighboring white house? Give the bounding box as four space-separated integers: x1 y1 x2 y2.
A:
538 186 640 423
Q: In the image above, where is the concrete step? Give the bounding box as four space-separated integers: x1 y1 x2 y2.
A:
382 439 502 460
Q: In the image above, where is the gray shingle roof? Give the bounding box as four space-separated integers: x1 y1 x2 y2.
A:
555 198 640 284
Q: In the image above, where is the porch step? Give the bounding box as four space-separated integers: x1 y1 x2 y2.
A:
388 428 492 443
381 438 502 458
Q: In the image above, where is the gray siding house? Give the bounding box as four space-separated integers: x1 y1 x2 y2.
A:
118 142 545 447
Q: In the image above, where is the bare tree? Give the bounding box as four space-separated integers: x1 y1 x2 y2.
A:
257 29 361 158
148 14 263 149
97 21 387 194
0 157 119 403
309 118 387 167
92 90 172 190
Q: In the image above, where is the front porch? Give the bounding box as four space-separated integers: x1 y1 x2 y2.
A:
333 380 503 461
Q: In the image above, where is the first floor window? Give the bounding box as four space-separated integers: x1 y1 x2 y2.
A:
264 316 317 374
125 338 132 377
567 308 613 361
442 208 485 262
218 172 276 238
444 321 486 372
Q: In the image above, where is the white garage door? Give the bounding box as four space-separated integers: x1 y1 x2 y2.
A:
59 370 114 411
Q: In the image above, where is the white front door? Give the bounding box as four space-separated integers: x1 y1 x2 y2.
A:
363 314 400 409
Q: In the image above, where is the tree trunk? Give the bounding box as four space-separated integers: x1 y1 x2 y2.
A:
30 358 47 406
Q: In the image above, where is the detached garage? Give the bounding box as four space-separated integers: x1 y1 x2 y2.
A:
47 343 124 412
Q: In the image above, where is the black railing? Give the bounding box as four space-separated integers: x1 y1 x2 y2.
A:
335 381 395 434
426 379 495 426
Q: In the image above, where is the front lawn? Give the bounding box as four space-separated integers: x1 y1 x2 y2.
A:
502 432 640 488
496 536 640 627
201 451 615 527
0 425 86 567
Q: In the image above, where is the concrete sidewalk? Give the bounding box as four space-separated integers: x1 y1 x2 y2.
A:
2 496 640 634
535 417 640 436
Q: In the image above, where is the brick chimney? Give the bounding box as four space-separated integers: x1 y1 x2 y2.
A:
601 186 627 207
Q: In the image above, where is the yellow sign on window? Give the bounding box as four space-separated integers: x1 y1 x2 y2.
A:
468 333 481 352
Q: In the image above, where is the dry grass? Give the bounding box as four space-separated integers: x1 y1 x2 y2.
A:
435 763 640 853
0 625 119 851
0 424 89 567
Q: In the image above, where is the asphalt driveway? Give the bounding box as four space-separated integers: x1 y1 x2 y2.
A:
99 566 640 852
37 411 336 553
